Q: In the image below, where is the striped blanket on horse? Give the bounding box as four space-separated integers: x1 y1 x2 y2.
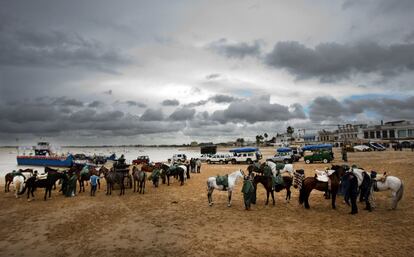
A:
293 169 305 190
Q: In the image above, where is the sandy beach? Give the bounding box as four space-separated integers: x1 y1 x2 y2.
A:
0 148 413 257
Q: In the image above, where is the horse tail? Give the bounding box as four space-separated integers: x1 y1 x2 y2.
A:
396 181 404 203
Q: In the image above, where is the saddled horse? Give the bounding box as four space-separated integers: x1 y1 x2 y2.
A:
77 166 101 193
206 169 245 207
297 165 346 209
12 175 26 198
253 175 293 205
247 161 294 177
4 169 34 192
161 163 185 186
20 169 68 201
132 166 146 194
100 166 127 196
371 172 404 210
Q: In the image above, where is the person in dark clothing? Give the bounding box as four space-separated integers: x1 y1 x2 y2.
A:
241 175 256 210
343 172 359 214
341 147 348 162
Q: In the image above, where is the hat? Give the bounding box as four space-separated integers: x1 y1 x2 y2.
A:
370 171 377 179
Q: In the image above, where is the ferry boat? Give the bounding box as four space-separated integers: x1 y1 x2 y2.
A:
16 142 73 167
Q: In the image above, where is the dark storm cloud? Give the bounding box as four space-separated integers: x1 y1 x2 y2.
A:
139 108 164 121
88 101 103 108
0 23 130 73
206 73 221 80
309 96 414 121
161 99 180 106
169 108 196 121
103 90 113 95
210 95 306 124
185 94 238 107
125 101 147 108
265 41 414 82
208 38 262 59
52 97 84 107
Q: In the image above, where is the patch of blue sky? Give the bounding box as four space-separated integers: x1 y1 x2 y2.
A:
235 90 252 97
346 93 406 101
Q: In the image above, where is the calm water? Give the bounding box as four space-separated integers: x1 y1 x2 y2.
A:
0 147 201 176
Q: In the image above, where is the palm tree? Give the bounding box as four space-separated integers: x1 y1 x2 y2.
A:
287 126 294 135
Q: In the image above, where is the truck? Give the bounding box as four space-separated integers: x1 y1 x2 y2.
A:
267 147 294 164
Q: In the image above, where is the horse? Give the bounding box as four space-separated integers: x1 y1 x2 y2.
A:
206 169 245 207
372 172 404 210
100 166 127 196
12 175 26 198
297 165 346 209
161 163 185 186
77 166 101 193
132 166 146 194
19 169 68 201
253 175 293 205
4 169 34 192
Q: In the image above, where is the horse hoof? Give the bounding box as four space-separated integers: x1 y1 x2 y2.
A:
227 204 231 207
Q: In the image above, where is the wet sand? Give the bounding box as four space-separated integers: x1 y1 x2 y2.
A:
0 148 413 257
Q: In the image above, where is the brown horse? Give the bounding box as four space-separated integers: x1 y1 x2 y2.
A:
297 165 346 209
77 166 102 193
253 175 293 205
100 166 127 195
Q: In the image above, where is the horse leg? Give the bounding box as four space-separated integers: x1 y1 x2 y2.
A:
207 187 213 206
331 190 337 210
133 179 136 192
227 191 232 207
286 187 291 203
142 179 145 194
271 190 275 205
265 190 269 205
304 190 311 209
44 188 48 201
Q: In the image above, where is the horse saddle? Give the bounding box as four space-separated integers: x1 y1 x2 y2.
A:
315 170 333 183
36 173 48 180
216 175 229 189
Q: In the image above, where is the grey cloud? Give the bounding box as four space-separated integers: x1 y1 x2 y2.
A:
140 108 164 121
309 96 414 121
125 101 147 108
210 95 306 124
88 100 103 108
185 94 238 107
161 99 180 106
169 108 196 121
265 41 414 82
52 97 84 107
103 90 113 95
0 24 130 73
206 73 221 80
208 38 262 59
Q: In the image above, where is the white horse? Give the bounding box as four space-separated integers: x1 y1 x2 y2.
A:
12 175 25 198
178 164 188 180
373 173 404 210
266 161 294 177
207 169 244 207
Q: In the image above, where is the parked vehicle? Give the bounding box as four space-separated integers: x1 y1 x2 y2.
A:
229 147 262 164
267 147 294 164
206 153 231 164
368 142 386 151
304 150 334 164
353 145 372 152
132 155 150 165
172 153 187 162
199 154 213 162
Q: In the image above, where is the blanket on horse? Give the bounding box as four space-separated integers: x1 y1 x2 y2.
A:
80 166 89 176
276 163 285 171
274 174 284 186
216 175 229 190
242 178 256 208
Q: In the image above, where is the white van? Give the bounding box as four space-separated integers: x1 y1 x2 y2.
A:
206 153 231 164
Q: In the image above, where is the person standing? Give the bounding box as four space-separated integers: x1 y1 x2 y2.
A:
196 159 202 173
241 175 256 210
90 173 99 196
341 147 348 162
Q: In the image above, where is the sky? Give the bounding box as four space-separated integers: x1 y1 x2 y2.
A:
0 0 413 145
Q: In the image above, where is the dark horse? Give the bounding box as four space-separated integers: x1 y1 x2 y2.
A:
19 168 67 201
100 166 127 196
298 165 347 209
4 169 34 192
253 175 293 205
76 165 101 193
132 166 146 194
161 164 184 186
247 163 264 175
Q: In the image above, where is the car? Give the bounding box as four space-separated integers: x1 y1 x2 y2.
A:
206 153 231 164
353 145 372 152
172 153 187 162
199 154 213 162
132 155 150 165
304 150 334 164
230 152 259 164
267 152 293 164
